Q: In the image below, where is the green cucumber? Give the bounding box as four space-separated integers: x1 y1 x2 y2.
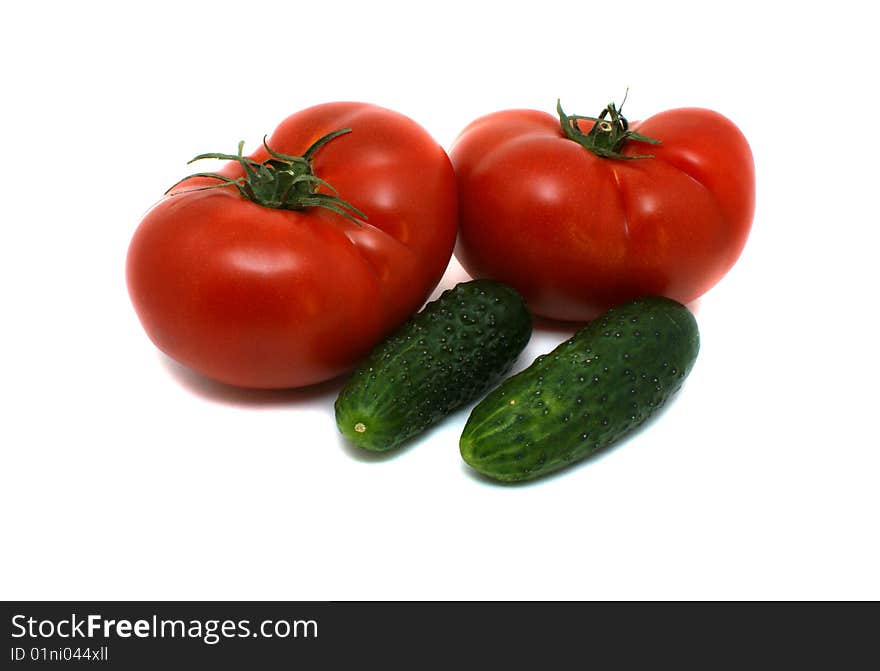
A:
335 280 532 451
460 296 699 482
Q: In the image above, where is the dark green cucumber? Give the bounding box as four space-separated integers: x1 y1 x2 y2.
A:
335 280 531 451
460 296 699 482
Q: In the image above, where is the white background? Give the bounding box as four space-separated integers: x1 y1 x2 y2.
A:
2 0 878 600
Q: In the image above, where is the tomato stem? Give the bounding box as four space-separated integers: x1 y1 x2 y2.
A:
166 129 366 223
557 92 660 159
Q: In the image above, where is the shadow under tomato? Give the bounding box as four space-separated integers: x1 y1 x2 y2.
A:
159 353 348 407
527 295 702 336
529 315 583 338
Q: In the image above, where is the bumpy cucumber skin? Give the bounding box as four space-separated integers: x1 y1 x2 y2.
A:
460 296 699 482
335 280 531 451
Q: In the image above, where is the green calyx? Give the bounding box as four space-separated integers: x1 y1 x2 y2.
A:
166 128 366 223
557 93 661 160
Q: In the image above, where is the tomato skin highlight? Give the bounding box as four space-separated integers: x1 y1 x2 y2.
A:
450 105 755 321
127 103 457 389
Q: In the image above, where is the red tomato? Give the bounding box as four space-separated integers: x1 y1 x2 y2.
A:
450 99 755 321
127 102 457 388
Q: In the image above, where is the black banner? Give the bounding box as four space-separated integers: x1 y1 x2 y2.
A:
2 602 877 668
